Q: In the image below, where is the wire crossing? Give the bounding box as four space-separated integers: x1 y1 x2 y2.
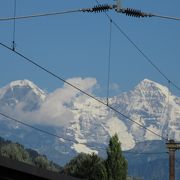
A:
0 42 168 141
0 2 180 21
94 0 180 95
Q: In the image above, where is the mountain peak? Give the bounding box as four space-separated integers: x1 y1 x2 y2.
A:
135 79 169 96
10 79 39 89
139 79 162 86
141 79 154 84
9 79 46 99
0 80 46 102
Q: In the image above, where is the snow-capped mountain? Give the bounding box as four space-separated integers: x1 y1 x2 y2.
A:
0 80 46 111
111 79 180 141
0 78 179 165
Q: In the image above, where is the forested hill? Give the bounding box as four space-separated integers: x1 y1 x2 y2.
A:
0 136 62 172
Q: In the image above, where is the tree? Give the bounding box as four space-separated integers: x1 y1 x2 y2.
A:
64 152 107 180
0 143 31 164
34 155 59 171
106 134 128 180
0 139 60 172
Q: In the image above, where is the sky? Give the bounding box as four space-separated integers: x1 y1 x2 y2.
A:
0 0 180 98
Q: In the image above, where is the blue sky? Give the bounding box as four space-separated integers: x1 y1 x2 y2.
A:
0 0 180 97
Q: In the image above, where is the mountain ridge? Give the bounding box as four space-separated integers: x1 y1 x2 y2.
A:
0 78 179 165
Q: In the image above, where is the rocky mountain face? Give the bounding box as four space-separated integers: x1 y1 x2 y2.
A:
0 79 179 171
111 79 180 142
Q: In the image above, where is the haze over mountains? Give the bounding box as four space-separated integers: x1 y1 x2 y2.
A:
0 78 179 166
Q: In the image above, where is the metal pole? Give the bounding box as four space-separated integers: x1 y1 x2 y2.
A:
169 149 175 180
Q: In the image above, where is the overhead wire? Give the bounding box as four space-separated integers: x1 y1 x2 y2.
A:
0 1 179 92
0 0 176 150
0 42 168 141
12 0 16 51
106 19 112 106
0 2 177 162
0 9 82 21
93 0 180 143
94 0 180 94
115 8 180 21
151 14 180 21
0 3 180 22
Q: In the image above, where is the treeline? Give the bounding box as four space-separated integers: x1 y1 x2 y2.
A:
0 137 61 172
0 135 141 179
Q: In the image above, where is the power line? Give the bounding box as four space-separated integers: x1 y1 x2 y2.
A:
94 0 180 94
115 8 180 21
0 9 82 21
0 3 180 22
147 13 180 21
0 42 167 141
0 5 113 22
0 2 179 91
106 19 112 106
0 4 117 22
12 0 17 51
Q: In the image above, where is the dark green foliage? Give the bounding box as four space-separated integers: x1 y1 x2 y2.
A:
26 148 39 159
106 134 128 180
34 155 59 171
64 134 128 180
64 152 107 180
0 137 61 172
0 143 31 164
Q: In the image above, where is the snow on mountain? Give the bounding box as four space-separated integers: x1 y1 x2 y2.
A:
111 79 180 141
69 97 135 151
0 80 46 111
0 78 179 165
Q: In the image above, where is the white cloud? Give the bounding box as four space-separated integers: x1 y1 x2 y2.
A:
1 77 98 127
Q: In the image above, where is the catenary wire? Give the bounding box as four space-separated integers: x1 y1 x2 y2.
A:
94 0 178 143
0 2 173 156
0 2 179 91
0 9 82 21
106 19 112 106
12 0 16 51
0 4 180 22
151 14 180 21
95 0 180 94
0 42 168 141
